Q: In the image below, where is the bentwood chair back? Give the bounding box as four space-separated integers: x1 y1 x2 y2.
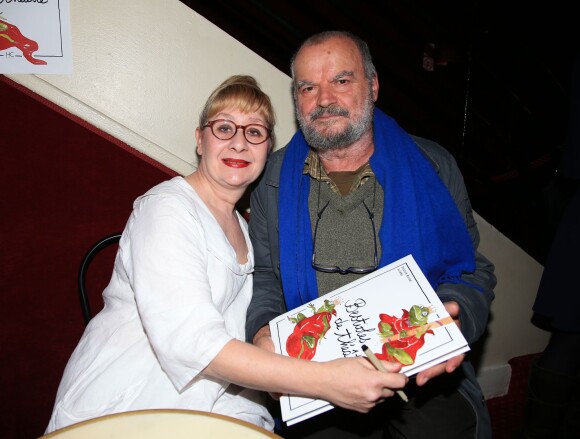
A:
78 233 122 325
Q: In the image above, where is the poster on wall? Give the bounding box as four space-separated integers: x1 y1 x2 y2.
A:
0 0 72 74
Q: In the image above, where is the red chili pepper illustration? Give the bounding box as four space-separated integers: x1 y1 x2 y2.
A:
375 305 434 366
0 18 47 65
286 330 318 360
285 299 337 360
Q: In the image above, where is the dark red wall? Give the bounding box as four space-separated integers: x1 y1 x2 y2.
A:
0 76 176 438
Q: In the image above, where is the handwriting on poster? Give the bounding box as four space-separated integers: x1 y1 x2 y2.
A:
0 1 49 4
334 298 373 358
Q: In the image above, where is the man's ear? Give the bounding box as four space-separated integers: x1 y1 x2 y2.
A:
372 74 379 102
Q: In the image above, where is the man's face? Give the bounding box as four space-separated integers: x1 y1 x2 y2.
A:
293 36 378 150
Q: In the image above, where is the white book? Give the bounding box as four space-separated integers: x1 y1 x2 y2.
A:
269 254 470 426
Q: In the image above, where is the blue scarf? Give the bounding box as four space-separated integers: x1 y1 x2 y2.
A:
279 108 475 310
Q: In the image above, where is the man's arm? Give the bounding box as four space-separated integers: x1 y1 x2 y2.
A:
412 136 496 385
412 135 496 344
246 150 288 343
430 141 496 344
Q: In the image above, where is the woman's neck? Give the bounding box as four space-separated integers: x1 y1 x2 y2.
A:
185 172 240 219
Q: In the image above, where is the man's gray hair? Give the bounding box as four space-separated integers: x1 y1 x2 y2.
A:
290 30 377 83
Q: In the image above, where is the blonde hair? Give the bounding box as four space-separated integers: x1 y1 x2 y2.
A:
198 75 276 145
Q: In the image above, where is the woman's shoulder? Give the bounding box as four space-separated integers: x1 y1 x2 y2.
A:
140 176 189 196
133 176 203 216
137 176 194 202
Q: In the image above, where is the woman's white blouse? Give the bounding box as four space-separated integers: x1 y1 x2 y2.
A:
46 177 273 433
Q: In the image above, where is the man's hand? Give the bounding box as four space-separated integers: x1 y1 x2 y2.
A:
415 301 464 386
252 325 282 400
253 325 275 352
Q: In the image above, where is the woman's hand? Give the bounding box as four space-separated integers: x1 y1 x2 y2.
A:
316 357 408 412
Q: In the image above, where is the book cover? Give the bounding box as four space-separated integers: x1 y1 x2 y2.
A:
269 254 470 426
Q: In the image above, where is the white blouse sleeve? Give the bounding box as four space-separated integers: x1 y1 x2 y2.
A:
122 191 233 391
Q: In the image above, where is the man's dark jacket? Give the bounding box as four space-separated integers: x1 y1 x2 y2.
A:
246 134 496 439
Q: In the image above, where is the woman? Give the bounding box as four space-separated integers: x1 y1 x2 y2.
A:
45 75 407 433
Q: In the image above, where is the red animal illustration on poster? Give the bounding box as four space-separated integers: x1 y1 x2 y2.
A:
285 299 337 360
0 17 47 65
375 304 453 365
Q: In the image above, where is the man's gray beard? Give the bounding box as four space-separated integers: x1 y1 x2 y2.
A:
297 98 374 151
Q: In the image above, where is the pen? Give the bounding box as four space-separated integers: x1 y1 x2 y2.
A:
361 344 409 403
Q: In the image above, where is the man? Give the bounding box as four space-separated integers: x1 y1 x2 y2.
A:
246 30 496 439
